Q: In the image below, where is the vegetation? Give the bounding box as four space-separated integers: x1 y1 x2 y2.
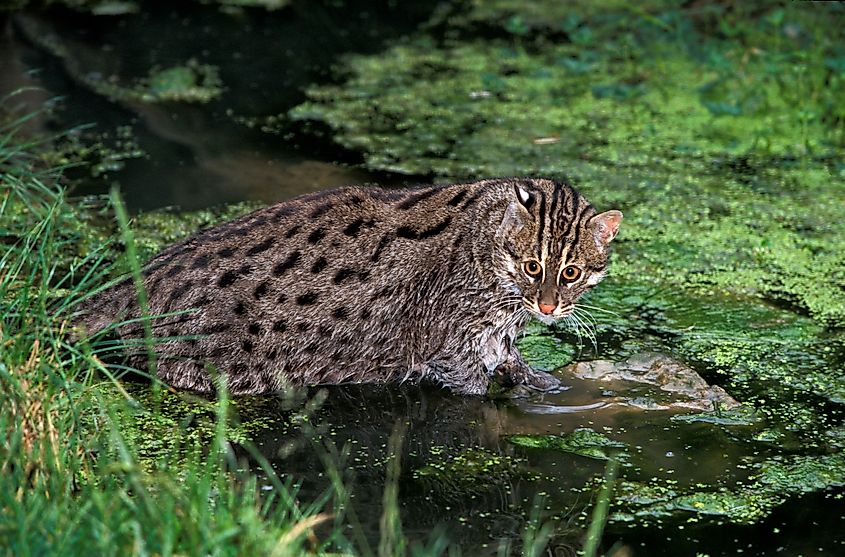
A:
0 108 342 554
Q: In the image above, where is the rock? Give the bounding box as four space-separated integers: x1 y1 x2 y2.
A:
567 352 740 411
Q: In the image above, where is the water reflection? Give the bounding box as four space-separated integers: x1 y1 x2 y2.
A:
244 377 755 553
3 1 434 211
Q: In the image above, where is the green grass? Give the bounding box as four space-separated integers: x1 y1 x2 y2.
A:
0 100 340 556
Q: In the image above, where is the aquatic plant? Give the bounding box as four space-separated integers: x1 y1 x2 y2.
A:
507 430 629 462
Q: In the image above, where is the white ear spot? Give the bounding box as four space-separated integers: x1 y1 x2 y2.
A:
586 270 607 286
498 201 525 235
515 185 533 208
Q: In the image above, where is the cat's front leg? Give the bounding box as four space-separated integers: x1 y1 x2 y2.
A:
496 348 562 392
425 356 491 396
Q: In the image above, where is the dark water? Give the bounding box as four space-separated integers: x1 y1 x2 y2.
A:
2 0 430 211
244 381 845 556
4 2 845 555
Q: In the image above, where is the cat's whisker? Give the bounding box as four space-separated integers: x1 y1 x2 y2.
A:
489 297 523 313
563 315 584 347
569 311 598 352
572 306 598 326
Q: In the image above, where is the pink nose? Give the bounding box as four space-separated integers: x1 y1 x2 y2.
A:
538 303 556 315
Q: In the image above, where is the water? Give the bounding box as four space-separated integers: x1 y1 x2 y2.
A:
241 380 845 555
3 1 431 211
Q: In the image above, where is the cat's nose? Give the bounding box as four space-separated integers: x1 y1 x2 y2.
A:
538 303 556 315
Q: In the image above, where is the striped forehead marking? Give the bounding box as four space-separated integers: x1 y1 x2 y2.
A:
551 184 577 278
534 188 548 282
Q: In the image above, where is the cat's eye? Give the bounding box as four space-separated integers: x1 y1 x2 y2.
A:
522 260 543 279
560 265 582 283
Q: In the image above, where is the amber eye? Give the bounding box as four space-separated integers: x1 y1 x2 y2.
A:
522 260 543 278
560 265 582 283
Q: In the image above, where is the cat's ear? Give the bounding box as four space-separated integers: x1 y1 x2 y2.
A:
499 201 525 234
589 210 623 251
514 184 535 210
499 184 534 234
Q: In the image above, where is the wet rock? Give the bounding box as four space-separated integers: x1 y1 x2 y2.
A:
567 352 740 412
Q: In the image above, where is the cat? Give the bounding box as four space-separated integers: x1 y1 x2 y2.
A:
77 177 622 396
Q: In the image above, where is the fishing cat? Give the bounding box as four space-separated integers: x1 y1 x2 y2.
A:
77 178 622 396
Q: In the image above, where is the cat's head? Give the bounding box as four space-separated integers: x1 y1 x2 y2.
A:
494 178 622 324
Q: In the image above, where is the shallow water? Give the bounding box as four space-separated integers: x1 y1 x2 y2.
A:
2 1 428 210
5 1 845 555
241 381 845 555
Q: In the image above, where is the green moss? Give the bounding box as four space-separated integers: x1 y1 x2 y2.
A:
109 384 285 469
130 202 262 262
414 446 538 492
517 321 577 371
670 405 760 426
756 454 845 494
293 3 845 163
611 453 845 525
507 429 629 462
15 16 222 104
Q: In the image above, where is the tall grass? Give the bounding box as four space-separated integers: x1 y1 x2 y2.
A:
582 458 620 557
0 100 337 556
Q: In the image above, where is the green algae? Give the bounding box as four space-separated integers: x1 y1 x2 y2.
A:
129 202 262 262
670 405 760 426
14 17 222 105
507 430 629 462
414 446 538 492
292 3 845 164
106 383 286 470
517 321 577 371
87 60 224 104
612 453 845 525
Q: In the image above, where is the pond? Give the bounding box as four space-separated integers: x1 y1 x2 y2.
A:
3 1 845 555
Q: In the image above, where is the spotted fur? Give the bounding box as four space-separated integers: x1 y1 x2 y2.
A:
76 178 622 395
